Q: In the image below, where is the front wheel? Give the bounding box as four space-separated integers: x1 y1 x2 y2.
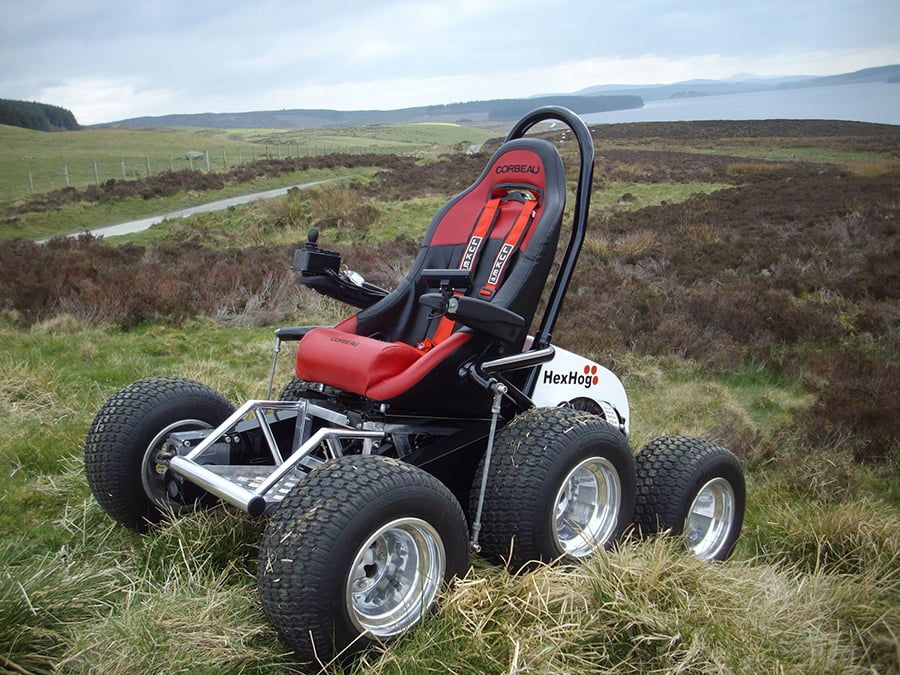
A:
84 376 235 532
634 436 745 561
472 406 636 569
257 454 470 663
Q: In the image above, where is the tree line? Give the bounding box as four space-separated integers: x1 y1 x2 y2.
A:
0 99 80 131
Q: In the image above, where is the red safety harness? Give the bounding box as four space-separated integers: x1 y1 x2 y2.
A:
420 188 537 351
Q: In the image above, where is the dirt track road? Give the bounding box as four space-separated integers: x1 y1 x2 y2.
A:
70 179 333 240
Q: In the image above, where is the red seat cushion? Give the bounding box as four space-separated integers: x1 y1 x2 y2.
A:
366 331 471 401
295 327 423 397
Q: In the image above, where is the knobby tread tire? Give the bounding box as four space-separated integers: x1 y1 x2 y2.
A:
83 376 235 532
633 435 745 560
257 454 469 663
279 377 305 402
471 406 635 569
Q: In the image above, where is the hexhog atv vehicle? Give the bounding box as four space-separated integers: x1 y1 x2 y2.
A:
84 106 745 663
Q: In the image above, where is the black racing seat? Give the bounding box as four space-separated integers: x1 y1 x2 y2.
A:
293 136 566 415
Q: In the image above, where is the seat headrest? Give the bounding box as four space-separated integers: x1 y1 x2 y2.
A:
425 138 565 250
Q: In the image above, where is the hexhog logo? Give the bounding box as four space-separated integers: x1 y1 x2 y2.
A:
542 363 600 389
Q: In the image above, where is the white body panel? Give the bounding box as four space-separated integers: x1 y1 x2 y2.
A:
531 344 630 434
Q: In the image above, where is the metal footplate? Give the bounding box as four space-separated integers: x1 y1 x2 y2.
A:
166 399 384 516
190 465 305 510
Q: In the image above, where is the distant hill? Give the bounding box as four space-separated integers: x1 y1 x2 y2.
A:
776 64 900 89
103 64 899 130
106 94 643 129
0 99 80 131
576 65 900 101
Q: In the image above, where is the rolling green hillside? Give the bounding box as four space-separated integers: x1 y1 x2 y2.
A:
0 121 498 207
0 118 897 673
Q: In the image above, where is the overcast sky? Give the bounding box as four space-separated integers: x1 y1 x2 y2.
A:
2 0 898 125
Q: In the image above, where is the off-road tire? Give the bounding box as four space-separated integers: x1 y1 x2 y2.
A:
279 377 305 401
84 376 235 532
471 406 636 569
634 435 745 561
257 454 469 663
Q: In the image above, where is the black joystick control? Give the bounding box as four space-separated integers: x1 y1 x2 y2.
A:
306 227 319 248
291 227 340 275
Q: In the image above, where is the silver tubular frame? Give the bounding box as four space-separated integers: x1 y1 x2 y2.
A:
166 399 384 516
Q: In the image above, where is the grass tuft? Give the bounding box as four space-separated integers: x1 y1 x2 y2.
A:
753 497 900 576
357 536 896 673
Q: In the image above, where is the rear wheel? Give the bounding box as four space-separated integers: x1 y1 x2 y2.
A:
634 436 745 561
258 454 469 663
84 376 235 532
471 406 635 569
279 377 306 401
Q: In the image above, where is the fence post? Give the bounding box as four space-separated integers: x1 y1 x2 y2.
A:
169 154 174 171
28 170 34 193
121 159 126 179
64 164 70 187
94 161 100 186
146 156 151 176
223 149 228 170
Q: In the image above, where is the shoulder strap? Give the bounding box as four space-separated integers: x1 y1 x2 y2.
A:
479 194 536 298
422 193 534 350
459 197 502 272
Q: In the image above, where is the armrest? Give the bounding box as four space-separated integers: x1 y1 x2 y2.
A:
291 228 388 309
420 293 524 344
299 270 388 309
274 325 321 341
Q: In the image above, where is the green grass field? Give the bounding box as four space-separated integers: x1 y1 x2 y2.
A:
0 123 498 205
0 118 897 673
0 167 382 241
0 121 499 241
1 318 895 673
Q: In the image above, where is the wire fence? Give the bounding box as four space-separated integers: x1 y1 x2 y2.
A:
12 142 367 200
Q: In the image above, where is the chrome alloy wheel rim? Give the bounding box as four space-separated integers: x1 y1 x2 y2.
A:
684 477 735 560
554 457 622 558
142 419 213 508
346 517 445 637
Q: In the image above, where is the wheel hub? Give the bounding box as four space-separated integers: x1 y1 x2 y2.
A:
684 477 735 560
141 419 212 509
554 457 621 558
346 517 445 638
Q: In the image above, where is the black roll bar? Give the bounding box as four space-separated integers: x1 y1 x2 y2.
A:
505 106 595 395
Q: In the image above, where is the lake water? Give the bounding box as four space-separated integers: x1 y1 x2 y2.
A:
583 82 900 126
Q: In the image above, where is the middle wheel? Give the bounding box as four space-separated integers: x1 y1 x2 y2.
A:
471 406 636 568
